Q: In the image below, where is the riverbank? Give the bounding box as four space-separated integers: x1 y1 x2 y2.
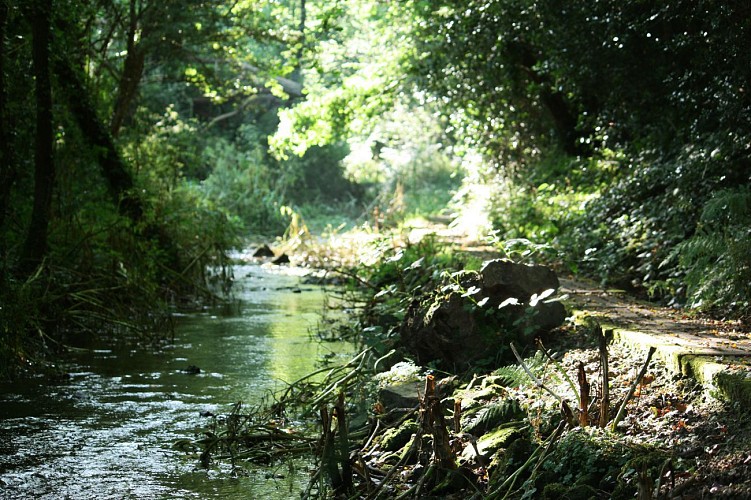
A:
218 226 751 498
0 264 352 499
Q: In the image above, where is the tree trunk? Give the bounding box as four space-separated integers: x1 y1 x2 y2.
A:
19 0 55 276
287 0 306 87
53 56 143 222
508 40 590 156
0 1 12 237
109 0 145 138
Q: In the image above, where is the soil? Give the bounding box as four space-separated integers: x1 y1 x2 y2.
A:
255 225 751 498
531 324 751 498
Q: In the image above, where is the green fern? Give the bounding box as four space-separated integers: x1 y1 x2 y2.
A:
464 398 524 434
671 186 751 313
492 350 548 387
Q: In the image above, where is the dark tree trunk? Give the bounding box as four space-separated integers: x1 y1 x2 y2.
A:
53 56 143 222
109 0 145 138
19 0 54 276
0 1 12 237
508 40 590 156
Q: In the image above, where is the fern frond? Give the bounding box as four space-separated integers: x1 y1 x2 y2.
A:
492 350 547 387
464 398 524 435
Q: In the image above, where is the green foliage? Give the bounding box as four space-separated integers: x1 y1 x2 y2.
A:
492 351 548 388
343 234 470 354
539 428 631 491
0 0 315 375
669 187 751 315
397 0 750 317
270 0 406 158
0 269 46 379
284 144 360 206
537 428 669 499
198 130 288 234
463 398 524 435
362 234 458 295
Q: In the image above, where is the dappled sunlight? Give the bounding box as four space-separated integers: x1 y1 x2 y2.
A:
448 184 494 243
3 0 750 497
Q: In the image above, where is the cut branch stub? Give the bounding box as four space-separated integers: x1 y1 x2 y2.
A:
577 362 590 427
598 326 611 428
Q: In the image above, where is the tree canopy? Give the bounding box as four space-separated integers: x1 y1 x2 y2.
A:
1 0 749 375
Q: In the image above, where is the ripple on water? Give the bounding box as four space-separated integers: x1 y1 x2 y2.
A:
0 264 351 499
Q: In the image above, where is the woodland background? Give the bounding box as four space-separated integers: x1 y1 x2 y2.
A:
1 0 749 375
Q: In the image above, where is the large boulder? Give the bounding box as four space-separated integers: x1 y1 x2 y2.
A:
399 260 567 370
480 259 559 302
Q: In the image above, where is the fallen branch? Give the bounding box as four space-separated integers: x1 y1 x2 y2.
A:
510 342 563 403
611 346 656 432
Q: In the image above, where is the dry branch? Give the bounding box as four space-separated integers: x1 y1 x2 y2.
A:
598 326 611 428
611 346 656 431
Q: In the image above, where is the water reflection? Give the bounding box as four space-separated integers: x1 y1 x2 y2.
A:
0 264 351 499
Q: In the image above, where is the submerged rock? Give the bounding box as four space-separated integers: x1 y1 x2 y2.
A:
253 244 275 257
272 253 290 265
399 259 567 370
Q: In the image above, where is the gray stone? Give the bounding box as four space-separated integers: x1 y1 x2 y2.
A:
480 259 559 302
378 381 422 411
398 260 567 370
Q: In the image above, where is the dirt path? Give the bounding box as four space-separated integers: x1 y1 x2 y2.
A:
416 215 751 404
556 276 751 408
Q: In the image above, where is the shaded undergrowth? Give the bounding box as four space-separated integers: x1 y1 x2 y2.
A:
181 232 724 498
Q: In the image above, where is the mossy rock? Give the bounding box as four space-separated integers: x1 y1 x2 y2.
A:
476 423 524 456
489 436 534 483
379 420 418 452
431 467 475 496
612 451 671 499
538 428 668 497
714 368 751 407
538 428 629 490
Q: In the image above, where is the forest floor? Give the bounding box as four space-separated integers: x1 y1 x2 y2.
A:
524 306 751 498
263 220 751 497
442 223 751 497
375 220 751 497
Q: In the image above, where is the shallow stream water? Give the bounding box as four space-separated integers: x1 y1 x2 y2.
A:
0 264 351 499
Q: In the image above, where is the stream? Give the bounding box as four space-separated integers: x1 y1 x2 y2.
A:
0 264 352 499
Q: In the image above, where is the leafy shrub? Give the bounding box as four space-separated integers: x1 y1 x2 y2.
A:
199 135 289 234
670 186 751 316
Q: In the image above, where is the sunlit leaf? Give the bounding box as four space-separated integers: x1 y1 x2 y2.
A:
498 297 520 309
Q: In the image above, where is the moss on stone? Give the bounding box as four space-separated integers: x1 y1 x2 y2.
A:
379 420 418 452
476 424 524 455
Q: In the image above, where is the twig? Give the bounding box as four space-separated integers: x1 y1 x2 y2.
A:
454 399 462 433
577 362 590 427
334 392 353 494
611 346 656 432
281 348 371 401
537 339 580 404
361 418 382 455
330 266 378 290
309 351 370 407
598 327 611 428
510 342 563 402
